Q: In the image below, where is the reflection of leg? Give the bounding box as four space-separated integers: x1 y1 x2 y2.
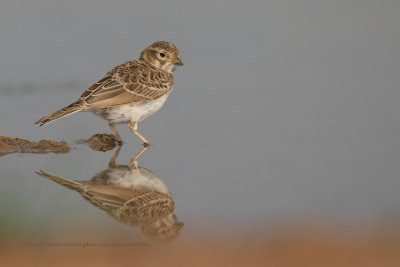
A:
129 121 149 146
109 123 122 143
129 146 149 169
109 144 122 168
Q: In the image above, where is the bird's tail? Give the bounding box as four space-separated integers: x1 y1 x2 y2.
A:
36 170 84 192
35 104 81 126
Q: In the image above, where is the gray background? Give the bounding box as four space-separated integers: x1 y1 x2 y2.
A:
0 0 399 235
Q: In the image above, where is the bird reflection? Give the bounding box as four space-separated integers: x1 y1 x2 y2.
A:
36 145 183 242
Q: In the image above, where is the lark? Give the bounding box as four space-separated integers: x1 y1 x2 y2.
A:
36 146 183 242
35 41 183 145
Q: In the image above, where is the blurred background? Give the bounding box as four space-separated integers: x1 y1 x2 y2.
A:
0 0 399 265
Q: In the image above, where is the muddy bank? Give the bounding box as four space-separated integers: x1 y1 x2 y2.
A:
0 136 70 157
77 133 118 152
0 134 118 157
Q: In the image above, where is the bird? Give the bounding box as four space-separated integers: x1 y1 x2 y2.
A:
36 145 184 242
35 41 183 146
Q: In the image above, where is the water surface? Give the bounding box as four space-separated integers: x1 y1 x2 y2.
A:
1 0 400 242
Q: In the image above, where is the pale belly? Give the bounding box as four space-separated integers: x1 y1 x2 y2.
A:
91 94 169 124
106 167 170 195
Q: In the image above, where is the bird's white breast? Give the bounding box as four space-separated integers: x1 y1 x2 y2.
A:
93 93 169 124
106 167 169 195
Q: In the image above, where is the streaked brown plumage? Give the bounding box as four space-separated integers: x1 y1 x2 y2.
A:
36 146 183 242
35 41 183 145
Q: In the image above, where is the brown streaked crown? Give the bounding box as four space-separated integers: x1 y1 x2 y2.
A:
149 41 179 52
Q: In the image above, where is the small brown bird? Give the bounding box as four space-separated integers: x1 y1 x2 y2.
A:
35 41 183 145
36 146 183 242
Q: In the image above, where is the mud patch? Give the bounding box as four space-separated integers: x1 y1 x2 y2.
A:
77 133 118 152
0 136 70 157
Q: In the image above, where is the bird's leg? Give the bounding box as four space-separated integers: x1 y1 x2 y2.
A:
109 143 122 168
109 123 123 143
129 121 150 146
128 145 149 169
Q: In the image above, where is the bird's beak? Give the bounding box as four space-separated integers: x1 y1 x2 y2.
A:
173 58 184 66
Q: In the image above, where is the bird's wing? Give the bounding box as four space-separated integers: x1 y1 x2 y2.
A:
81 187 174 224
77 60 174 109
80 185 145 213
116 191 175 223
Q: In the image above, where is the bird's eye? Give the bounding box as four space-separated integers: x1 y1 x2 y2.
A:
159 52 165 58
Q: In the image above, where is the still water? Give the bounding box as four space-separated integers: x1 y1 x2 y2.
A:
1 0 400 242
1 86 399 242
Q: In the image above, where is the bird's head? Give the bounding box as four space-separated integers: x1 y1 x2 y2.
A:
140 41 183 73
141 214 184 242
